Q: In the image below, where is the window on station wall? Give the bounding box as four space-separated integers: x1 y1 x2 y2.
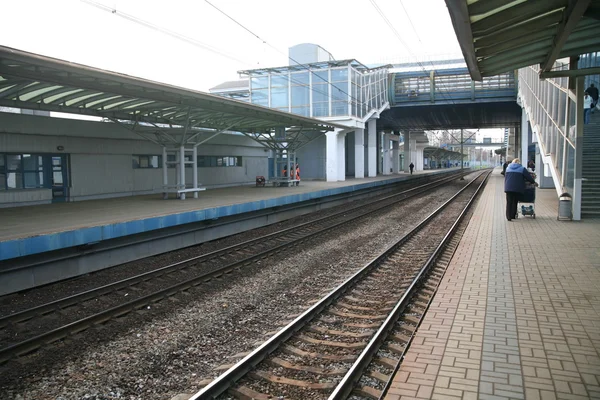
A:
290 72 309 117
0 155 5 190
197 156 242 167
132 155 161 169
0 153 48 190
23 154 44 188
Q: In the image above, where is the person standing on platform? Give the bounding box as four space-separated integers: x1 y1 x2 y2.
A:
504 158 537 221
586 83 598 110
295 163 300 186
409 162 414 175
501 159 510 175
584 92 593 124
282 164 288 178
527 159 535 171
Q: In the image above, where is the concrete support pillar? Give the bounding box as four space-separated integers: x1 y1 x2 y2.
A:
354 128 365 179
410 138 417 170
392 139 400 173
367 119 377 177
403 131 411 173
416 145 425 171
382 134 391 175
337 131 347 181
326 130 339 182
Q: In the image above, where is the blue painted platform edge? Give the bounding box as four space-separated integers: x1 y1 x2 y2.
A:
0 176 410 261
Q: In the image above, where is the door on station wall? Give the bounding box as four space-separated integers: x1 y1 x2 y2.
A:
49 155 69 202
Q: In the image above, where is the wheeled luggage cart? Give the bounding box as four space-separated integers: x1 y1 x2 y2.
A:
517 182 536 218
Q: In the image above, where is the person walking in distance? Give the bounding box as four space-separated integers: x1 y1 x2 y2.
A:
409 162 414 175
504 158 537 221
295 163 300 186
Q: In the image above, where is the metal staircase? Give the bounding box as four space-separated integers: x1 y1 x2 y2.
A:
582 110 600 218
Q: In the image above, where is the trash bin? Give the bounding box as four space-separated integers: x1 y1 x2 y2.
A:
557 192 572 221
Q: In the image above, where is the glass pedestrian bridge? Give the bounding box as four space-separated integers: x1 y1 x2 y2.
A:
229 59 518 120
390 67 516 106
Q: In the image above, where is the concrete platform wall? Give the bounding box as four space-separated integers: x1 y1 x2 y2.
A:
296 134 327 180
0 112 269 205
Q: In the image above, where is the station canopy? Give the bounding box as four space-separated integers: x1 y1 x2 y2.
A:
0 46 343 150
423 146 465 162
445 0 600 80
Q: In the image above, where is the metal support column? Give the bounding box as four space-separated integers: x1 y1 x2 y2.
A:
192 146 198 199
179 145 186 200
573 77 584 220
162 146 168 199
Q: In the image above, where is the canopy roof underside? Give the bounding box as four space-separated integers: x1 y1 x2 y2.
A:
0 46 342 141
445 0 600 80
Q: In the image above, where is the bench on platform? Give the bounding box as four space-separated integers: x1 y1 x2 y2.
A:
162 185 206 199
270 178 299 187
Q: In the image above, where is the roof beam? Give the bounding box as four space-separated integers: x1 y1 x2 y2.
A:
540 66 600 78
471 0 565 36
445 0 482 81
540 0 591 73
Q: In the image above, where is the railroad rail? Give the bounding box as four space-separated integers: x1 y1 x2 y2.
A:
190 170 490 399
0 171 470 365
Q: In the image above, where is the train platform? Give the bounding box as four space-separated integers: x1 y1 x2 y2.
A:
385 169 600 400
0 170 446 262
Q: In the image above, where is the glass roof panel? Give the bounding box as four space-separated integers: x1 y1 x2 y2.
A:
44 88 84 104
0 83 17 94
86 95 121 108
19 85 62 101
102 99 136 110
66 92 104 107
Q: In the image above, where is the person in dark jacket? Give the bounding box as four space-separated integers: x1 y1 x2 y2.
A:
586 83 598 108
501 159 511 175
504 158 536 221
409 162 414 175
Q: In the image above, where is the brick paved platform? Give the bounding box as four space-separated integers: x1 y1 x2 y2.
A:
385 170 600 400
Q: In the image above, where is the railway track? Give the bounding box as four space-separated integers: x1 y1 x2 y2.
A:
189 170 490 400
0 171 468 365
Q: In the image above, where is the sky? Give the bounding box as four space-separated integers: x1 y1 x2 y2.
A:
1 0 464 92
0 0 503 140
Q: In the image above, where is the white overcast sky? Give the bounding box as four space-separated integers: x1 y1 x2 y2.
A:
1 0 504 139
1 0 463 92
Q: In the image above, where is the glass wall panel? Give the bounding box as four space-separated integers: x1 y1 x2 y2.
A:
271 87 288 108
291 106 309 117
331 68 348 82
271 74 288 87
565 143 575 194
251 76 268 89
332 101 347 116
312 70 329 117
291 71 310 117
251 89 269 106
291 72 309 85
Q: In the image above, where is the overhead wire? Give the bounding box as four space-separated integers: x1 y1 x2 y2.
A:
81 0 251 66
81 0 346 108
204 0 365 106
369 0 458 108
